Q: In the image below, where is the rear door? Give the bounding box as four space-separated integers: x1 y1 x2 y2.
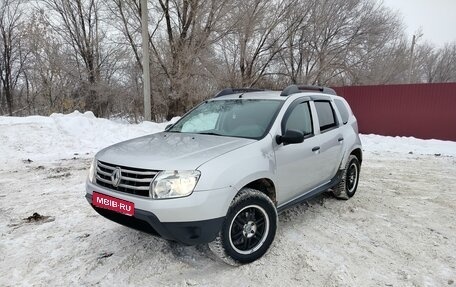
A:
311 100 345 181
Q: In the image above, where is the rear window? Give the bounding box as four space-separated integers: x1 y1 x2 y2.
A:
314 101 337 132
334 99 349 124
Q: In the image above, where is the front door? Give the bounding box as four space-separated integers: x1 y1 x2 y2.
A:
274 100 323 204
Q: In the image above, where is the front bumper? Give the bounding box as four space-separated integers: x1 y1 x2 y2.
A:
86 181 236 222
86 193 224 245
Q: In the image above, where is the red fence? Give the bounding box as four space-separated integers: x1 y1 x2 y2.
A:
333 83 456 141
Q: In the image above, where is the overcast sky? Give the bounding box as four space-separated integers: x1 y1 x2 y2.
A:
382 0 456 47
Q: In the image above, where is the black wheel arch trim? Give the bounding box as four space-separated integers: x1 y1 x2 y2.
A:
351 148 363 164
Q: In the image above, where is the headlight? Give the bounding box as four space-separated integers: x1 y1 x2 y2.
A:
88 158 96 183
151 170 200 199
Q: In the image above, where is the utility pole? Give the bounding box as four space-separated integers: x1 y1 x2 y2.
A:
141 0 151 121
408 34 416 83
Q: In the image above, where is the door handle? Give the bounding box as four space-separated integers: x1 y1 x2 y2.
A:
338 137 344 142
312 146 320 152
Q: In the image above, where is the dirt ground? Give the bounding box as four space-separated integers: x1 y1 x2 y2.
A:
1 151 455 286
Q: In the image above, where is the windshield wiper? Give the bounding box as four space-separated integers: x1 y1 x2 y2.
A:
196 131 224 136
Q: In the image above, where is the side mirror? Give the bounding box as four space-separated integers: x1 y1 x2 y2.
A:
276 129 304 145
165 124 173 131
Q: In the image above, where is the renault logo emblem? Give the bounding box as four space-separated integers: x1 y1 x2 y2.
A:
111 167 122 187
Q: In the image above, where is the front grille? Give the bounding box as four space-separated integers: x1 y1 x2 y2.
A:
95 160 159 197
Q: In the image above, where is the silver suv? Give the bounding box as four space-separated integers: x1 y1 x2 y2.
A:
85 85 362 264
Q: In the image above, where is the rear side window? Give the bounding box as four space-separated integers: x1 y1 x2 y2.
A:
334 99 349 124
314 101 337 132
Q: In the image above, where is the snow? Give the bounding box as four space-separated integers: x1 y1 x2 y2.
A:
1 112 455 286
0 111 179 164
361 134 456 157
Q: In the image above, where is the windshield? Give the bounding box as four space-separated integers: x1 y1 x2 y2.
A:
168 99 283 139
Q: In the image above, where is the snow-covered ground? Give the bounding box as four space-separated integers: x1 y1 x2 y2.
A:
1 112 455 286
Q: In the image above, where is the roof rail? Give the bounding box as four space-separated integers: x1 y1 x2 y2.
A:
214 88 265 98
280 85 337 97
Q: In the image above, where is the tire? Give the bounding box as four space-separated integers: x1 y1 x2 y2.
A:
332 155 360 200
209 188 277 265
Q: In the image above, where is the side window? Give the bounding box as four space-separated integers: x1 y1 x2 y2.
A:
334 99 349 124
314 101 337 132
284 102 313 136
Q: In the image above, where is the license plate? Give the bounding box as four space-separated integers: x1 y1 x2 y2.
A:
92 192 135 216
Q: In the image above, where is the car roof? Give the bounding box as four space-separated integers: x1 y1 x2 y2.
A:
209 85 343 102
210 91 284 100
209 90 338 102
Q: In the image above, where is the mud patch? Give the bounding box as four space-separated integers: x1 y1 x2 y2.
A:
7 212 55 229
76 233 91 239
49 167 71 173
97 252 114 260
47 172 72 179
24 212 55 223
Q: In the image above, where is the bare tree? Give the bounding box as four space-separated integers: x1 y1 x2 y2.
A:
430 43 456 83
42 0 109 115
0 0 27 115
107 0 232 119
278 0 404 86
215 0 296 88
20 11 66 114
355 38 410 85
105 0 143 67
154 0 235 118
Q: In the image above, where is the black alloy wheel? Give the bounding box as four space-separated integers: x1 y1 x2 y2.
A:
209 189 277 264
332 155 360 199
346 161 359 194
228 205 269 254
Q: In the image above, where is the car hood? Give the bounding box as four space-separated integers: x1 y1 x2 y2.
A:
96 132 255 170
